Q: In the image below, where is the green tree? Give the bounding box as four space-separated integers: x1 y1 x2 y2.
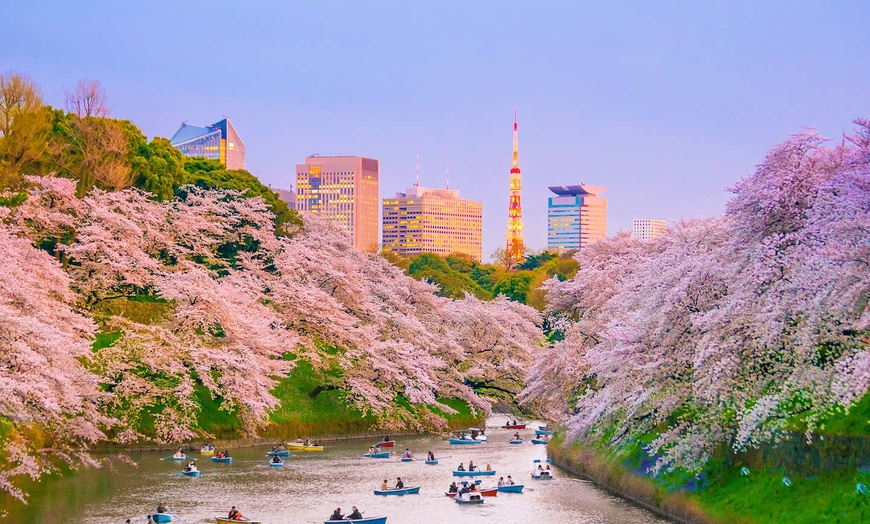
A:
492 271 534 303
408 253 493 300
517 251 557 271
131 137 186 201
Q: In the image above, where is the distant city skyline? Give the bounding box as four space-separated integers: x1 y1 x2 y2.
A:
7 1 870 260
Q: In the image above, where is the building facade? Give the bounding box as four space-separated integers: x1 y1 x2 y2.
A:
547 184 607 252
169 117 245 170
296 156 379 251
382 186 483 261
633 219 668 240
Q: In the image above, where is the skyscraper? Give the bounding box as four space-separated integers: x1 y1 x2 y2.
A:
547 184 607 252
505 111 525 261
296 156 379 251
169 117 245 170
633 219 668 240
382 186 483 261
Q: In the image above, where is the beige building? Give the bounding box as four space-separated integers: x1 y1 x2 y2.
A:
633 218 668 240
547 184 607 251
382 186 483 261
296 156 379 251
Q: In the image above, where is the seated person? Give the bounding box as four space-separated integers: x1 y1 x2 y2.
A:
459 484 470 495
270 455 282 464
468 460 476 471
395 477 404 489
497 476 505 487
296 436 303 443
347 506 363 519
403 449 412 458
329 508 344 521
457 462 465 471
381 479 388 491
485 464 492 471
507 475 514 485
368 446 376 454
156 502 169 514
427 451 435 461
173 449 184 458
227 507 243 520
448 481 458 493
223 450 230 457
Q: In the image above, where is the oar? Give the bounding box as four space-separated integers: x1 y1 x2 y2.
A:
159 455 175 460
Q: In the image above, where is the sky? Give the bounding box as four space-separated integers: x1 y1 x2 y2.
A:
5 0 870 259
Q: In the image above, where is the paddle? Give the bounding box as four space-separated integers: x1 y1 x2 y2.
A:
159 455 175 461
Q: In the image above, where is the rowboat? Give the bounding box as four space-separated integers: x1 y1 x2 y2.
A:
530 438 549 445
535 429 554 436
269 461 284 468
509 439 524 444
181 469 200 477
501 423 527 429
479 487 498 496
454 493 484 505
374 486 420 495
453 470 496 477
148 513 174 523
449 438 482 445
266 450 292 457
425 460 438 465
285 443 324 451
538 425 553 431
298 445 323 451
211 456 233 463
364 452 390 458
497 484 524 493
215 517 261 524
375 440 395 447
400 457 414 462
200 447 215 455
322 517 387 524
171 454 186 461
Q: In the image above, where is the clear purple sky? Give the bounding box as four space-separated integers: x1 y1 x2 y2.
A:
5 1 870 259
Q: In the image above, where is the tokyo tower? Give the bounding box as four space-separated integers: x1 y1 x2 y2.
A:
506 110 525 261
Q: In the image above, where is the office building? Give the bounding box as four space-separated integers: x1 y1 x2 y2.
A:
383 186 483 261
169 117 245 170
633 219 668 240
296 156 379 251
547 183 607 252
274 188 297 210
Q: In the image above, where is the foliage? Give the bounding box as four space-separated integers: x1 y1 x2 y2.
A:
492 271 534 303
522 121 870 474
408 253 493 300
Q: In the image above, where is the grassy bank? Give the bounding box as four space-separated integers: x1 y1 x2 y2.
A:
551 433 870 524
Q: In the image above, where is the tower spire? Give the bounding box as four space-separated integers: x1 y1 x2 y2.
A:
506 109 525 262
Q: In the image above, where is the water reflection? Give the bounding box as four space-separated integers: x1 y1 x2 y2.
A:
2 419 668 523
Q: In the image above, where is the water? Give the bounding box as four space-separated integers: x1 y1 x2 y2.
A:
3 420 669 523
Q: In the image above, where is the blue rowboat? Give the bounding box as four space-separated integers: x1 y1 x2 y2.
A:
509 439 524 445
211 456 233 463
148 514 174 523
449 438 482 445
171 455 186 461
181 469 200 477
364 452 390 458
269 461 284 467
400 457 414 462
425 460 438 465
497 484 524 493
374 486 420 495
322 517 387 524
266 450 291 457
453 470 496 477
534 429 554 436
530 438 548 445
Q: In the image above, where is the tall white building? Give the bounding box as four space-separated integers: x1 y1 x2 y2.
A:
633 219 668 240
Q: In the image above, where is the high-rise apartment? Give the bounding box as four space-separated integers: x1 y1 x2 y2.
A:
547 184 607 252
169 117 245 170
382 186 483 261
296 156 379 251
633 219 668 240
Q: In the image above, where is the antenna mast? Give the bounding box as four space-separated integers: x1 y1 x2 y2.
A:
505 109 525 261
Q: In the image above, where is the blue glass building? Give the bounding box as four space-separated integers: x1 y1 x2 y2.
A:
547 184 607 252
169 117 246 170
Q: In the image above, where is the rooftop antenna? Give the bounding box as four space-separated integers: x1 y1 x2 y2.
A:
446 152 450 190
415 151 420 187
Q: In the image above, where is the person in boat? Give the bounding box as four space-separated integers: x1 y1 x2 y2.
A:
296 436 303 443
173 449 184 459
185 461 197 472
485 464 492 471
347 506 363 519
403 448 412 458
381 479 388 491
506 475 514 485
546 464 551 470
329 508 344 521
458 483 470 495
448 481 458 493
468 460 476 471
368 446 376 454
382 435 390 443
395 477 404 489
457 462 465 471
228 506 245 520
270 454 282 464
223 450 230 457
427 451 435 461
513 432 521 440
156 502 169 513
497 476 505 487
271 445 278 453
215 451 223 459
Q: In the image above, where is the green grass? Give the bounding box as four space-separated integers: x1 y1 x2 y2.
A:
194 385 244 438
816 394 870 437
695 468 870 524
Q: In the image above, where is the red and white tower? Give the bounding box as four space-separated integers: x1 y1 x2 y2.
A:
506 110 525 261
